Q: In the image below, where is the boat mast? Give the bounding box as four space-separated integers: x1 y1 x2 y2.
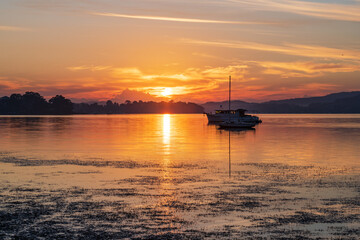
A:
228 75 231 122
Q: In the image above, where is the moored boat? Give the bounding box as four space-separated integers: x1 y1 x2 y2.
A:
206 109 261 124
214 76 259 129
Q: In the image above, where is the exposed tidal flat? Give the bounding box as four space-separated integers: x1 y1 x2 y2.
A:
0 114 359 239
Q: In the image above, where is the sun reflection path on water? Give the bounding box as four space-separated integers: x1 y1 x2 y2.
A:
162 114 171 160
161 114 174 187
160 114 180 228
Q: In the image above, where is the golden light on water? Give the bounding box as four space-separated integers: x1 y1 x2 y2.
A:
1 0 360 237
162 114 171 158
159 114 176 222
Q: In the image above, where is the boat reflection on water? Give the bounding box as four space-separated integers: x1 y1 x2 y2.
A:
219 120 256 129
228 129 231 178
225 127 256 178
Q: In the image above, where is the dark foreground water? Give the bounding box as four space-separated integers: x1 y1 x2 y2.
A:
0 114 359 239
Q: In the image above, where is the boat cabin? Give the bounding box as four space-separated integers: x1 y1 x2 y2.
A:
215 109 247 116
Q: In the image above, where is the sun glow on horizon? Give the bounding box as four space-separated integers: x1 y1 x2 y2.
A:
161 88 172 97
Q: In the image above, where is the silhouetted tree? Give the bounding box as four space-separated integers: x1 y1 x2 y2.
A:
21 92 49 114
0 92 206 115
105 100 117 114
0 92 73 115
72 100 204 114
49 95 73 114
0 96 10 113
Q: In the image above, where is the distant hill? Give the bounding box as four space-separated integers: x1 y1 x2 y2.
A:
202 91 360 114
266 91 360 107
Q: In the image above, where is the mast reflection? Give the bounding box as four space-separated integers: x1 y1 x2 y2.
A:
229 130 231 178
226 128 256 178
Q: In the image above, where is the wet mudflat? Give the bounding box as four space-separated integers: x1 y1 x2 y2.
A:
0 156 359 239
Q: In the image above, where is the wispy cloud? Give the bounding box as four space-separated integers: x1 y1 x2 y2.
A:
0 25 31 32
228 0 360 22
256 61 360 78
183 39 360 61
67 65 112 71
5 59 358 102
65 62 360 97
90 12 276 25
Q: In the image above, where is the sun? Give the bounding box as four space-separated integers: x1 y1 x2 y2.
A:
161 88 172 97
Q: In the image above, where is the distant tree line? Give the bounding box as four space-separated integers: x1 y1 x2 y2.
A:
73 100 204 114
0 92 73 115
0 92 205 115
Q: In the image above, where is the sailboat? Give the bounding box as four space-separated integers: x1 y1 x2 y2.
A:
219 76 257 129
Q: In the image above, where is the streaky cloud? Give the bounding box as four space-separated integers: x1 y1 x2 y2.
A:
228 0 360 22
254 61 360 78
67 65 112 72
0 25 31 32
183 38 360 61
90 12 276 25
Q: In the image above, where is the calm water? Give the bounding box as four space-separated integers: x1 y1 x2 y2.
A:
0 114 359 239
1 114 360 166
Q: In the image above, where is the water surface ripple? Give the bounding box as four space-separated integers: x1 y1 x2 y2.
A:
0 114 359 239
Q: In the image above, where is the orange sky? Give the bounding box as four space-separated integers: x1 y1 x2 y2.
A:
0 0 360 103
